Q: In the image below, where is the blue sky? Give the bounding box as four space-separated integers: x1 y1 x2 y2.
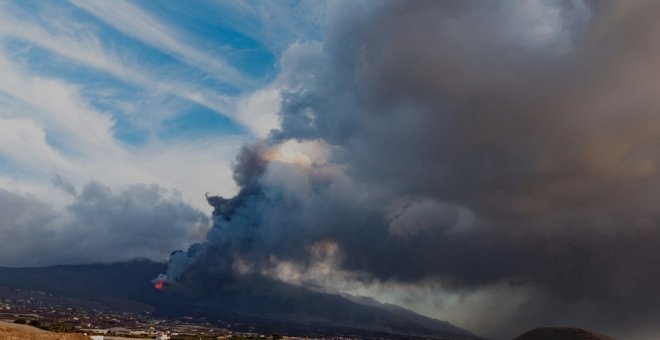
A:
0 0 321 210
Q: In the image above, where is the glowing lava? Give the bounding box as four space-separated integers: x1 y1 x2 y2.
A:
152 273 167 290
154 280 165 290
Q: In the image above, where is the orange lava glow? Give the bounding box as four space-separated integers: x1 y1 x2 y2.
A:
154 280 165 290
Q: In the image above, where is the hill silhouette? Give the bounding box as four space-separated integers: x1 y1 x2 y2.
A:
513 327 615 340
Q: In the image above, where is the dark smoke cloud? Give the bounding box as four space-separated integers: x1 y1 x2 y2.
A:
0 181 209 267
165 1 660 338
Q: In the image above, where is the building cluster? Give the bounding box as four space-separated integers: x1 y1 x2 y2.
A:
0 288 356 340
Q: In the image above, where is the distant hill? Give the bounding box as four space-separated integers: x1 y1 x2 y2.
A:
513 327 615 340
0 260 479 339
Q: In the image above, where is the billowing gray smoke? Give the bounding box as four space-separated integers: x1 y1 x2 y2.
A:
163 1 660 339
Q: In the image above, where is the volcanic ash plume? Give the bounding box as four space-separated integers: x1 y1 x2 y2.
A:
158 140 356 284
160 1 660 339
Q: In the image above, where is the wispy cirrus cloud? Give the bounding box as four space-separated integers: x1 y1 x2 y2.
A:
1 5 237 119
200 0 323 53
0 1 321 139
0 44 244 205
68 0 256 90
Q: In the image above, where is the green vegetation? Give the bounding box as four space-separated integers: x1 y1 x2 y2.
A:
10 319 76 333
43 322 74 333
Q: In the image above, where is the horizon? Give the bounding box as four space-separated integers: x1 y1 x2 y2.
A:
1 1 659 339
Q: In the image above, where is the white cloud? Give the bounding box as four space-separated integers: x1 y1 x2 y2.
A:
0 118 76 177
69 0 253 89
236 87 282 138
0 5 142 84
0 2 236 126
0 30 248 267
0 46 241 212
0 1 327 140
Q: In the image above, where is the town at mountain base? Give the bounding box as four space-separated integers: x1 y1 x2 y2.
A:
0 260 478 339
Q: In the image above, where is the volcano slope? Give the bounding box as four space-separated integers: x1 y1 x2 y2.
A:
0 260 479 339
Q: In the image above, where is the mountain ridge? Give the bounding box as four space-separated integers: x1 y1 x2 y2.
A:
0 259 480 339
